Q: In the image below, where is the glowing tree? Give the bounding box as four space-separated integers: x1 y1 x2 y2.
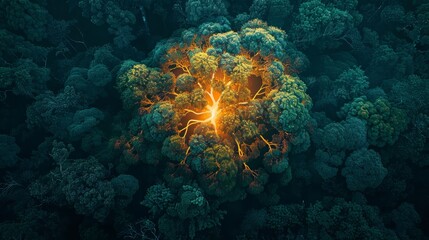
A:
116 18 313 199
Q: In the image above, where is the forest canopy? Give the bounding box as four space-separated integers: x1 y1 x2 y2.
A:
0 0 428 239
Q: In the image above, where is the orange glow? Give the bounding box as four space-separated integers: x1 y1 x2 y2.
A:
259 135 278 152
179 73 224 138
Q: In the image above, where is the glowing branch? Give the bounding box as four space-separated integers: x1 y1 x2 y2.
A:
170 62 191 75
179 118 211 138
260 135 278 152
184 109 211 115
180 147 191 165
243 162 258 178
252 84 268 100
235 138 244 158
178 85 223 138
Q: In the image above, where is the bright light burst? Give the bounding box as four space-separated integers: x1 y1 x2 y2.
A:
178 73 230 138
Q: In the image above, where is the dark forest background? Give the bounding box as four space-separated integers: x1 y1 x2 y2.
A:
0 0 428 239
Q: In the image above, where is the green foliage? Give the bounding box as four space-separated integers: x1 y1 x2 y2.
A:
389 203 423 240
185 0 227 25
190 52 218 79
266 204 305 230
314 149 345 180
313 117 367 152
67 108 104 139
390 75 429 114
341 148 387 191
142 184 225 239
141 101 178 142
0 0 51 41
78 0 137 48
26 86 84 138
176 73 196 92
87 64 112 87
267 91 311 133
230 56 253 84
162 135 187 162
0 59 49 97
290 0 359 48
306 198 395 240
340 96 408 147
141 184 175 216
111 174 139 208
263 149 289 174
241 19 288 59
333 66 369 101
200 144 238 197
117 64 173 109
209 31 241 55
267 0 293 28
62 157 115 222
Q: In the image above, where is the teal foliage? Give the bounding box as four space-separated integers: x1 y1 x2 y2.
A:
141 102 178 142
185 0 228 25
111 174 139 208
290 0 360 48
0 59 50 97
0 208 62 240
0 0 51 41
0 29 49 64
2 2 428 239
209 31 241 55
313 117 367 152
246 168 269 195
306 198 396 240
0 134 20 168
266 0 293 28
240 19 288 59
249 0 268 19
78 0 137 48
26 86 84 138
267 60 285 85
142 184 225 239
169 185 208 220
380 5 406 26
368 45 402 81
176 73 196 92
333 66 369 101
267 91 311 133
62 157 115 222
144 144 163 165
340 96 408 147
87 64 112 87
266 204 305 230
196 17 231 38
67 108 104 139
289 129 311 153
219 53 237 74
389 203 423 240
263 149 289 174
390 75 429 114
65 67 89 95
200 144 238 197
314 149 345 180
117 63 174 109
65 65 114 102
341 148 387 191
141 184 175 215
162 135 187 163
91 45 121 69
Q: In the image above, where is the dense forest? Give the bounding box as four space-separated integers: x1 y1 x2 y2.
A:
0 0 428 239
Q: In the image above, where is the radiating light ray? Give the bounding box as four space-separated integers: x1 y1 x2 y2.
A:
179 74 225 138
